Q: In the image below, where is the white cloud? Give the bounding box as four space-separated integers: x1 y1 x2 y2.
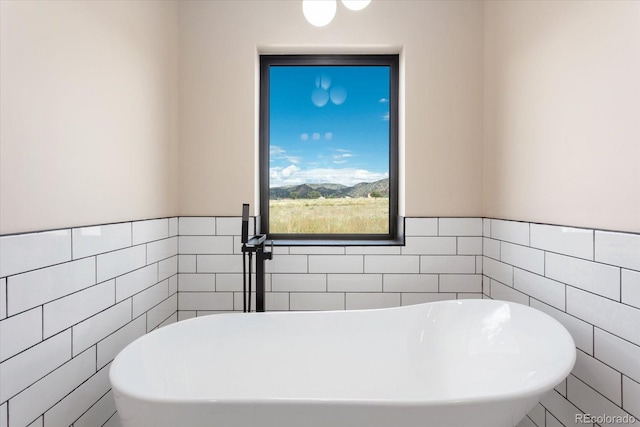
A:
381 112 390 121
379 97 389 103
270 167 388 187
270 145 301 164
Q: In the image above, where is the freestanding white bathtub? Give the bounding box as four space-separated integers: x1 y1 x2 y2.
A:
109 299 576 427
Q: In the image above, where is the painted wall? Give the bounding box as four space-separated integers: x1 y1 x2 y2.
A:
484 0 640 233
178 0 484 218
0 1 179 235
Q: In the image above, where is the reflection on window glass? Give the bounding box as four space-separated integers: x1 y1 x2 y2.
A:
269 65 390 234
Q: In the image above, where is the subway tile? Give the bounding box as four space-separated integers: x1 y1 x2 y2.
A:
457 237 483 255
96 245 146 283
178 292 233 311
404 218 438 236
516 416 536 427
147 236 178 264
595 231 640 271
215 274 243 292
178 254 197 273
622 269 640 309
265 255 308 274
265 292 290 311
530 299 594 355
290 292 344 311
43 280 115 338
157 313 177 329
366 255 419 274
327 274 382 292
402 237 456 255
531 224 594 260
383 274 438 293
103 413 122 427
483 238 500 260
7 257 95 316
178 311 197 321
438 218 483 236
198 255 244 273
439 274 482 293
272 274 326 292
490 219 530 246
115 265 158 302
572 351 622 405
290 246 345 255
482 257 513 286
345 245 401 255
567 287 640 346
483 218 491 238
133 280 169 318
546 252 620 301
132 219 169 245
623 377 640 419
71 389 116 427
72 300 131 357
539 389 584 427
421 255 476 274
0 307 42 362
178 273 215 291
490 280 529 305
0 330 71 403
158 255 178 281
8 347 95 427
501 242 545 275
0 229 71 278
233 292 256 312
179 217 216 235
178 236 233 255
216 217 245 236
0 403 6 427
346 292 400 310
168 217 178 237
401 293 456 306
514 269 565 310
72 223 131 259
0 278 5 320
147 295 177 331
458 293 482 299
527 404 546 427
97 316 145 369
169 275 178 295
44 363 111 427
594 328 640 383
567 375 631 424
309 255 363 273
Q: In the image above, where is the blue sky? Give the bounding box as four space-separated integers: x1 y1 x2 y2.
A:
269 65 390 188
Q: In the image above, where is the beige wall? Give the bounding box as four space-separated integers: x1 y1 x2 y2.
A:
0 1 179 234
484 0 640 233
178 0 484 218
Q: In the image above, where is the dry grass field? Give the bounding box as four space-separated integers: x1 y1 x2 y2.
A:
269 197 389 234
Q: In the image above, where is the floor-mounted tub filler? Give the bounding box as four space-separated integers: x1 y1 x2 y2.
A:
109 299 576 427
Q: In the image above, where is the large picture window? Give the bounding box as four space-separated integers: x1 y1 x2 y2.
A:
259 55 400 243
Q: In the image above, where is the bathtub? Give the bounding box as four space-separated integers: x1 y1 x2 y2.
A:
109 299 576 427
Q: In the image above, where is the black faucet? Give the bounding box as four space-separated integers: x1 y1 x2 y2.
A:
241 204 272 312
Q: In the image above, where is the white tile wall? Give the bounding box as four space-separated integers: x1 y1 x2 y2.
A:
484 218 640 426
3 216 638 427
0 218 177 427
0 230 71 278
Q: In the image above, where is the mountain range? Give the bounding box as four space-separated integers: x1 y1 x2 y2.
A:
270 178 389 199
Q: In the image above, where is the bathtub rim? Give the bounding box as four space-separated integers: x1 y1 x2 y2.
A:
109 299 577 407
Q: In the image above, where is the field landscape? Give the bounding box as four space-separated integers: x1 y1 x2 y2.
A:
269 197 389 234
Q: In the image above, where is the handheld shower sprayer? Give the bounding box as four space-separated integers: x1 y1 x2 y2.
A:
240 204 272 312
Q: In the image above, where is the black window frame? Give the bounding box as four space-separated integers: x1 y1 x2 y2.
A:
259 54 402 245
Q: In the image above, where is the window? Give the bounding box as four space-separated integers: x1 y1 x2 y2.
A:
259 54 400 244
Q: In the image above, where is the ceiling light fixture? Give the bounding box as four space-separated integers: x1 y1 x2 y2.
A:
302 0 370 27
